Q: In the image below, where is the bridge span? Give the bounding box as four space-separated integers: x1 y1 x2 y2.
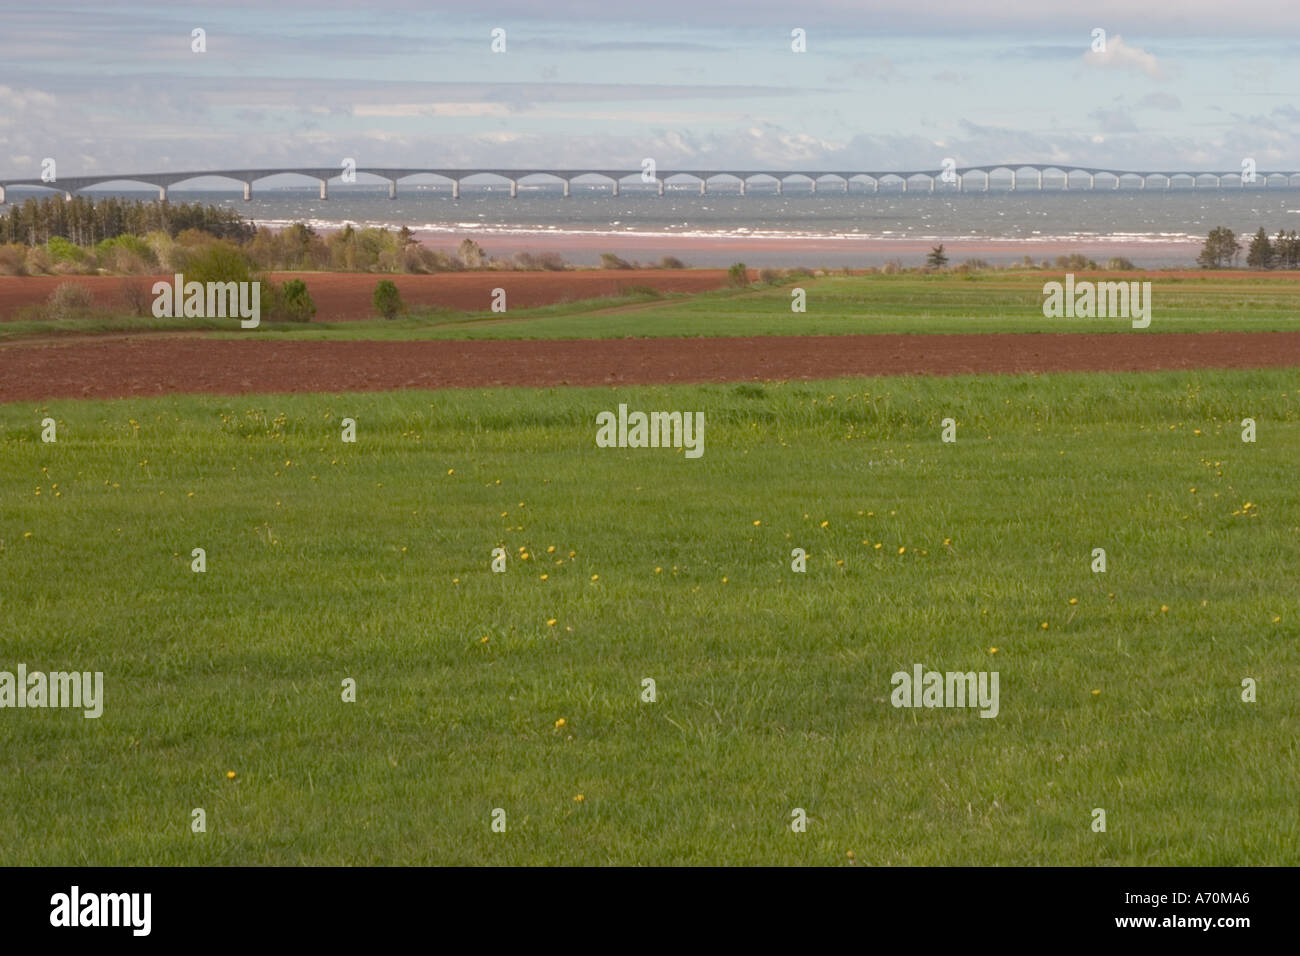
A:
2 164 1298 204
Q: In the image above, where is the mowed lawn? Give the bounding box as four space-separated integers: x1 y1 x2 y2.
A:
1 369 1297 865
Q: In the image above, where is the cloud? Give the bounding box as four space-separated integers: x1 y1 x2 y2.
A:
1083 35 1163 78
1090 108 1140 133
1137 92 1182 111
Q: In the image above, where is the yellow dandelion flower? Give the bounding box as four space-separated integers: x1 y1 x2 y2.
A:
480 636 489 643
654 567 662 574
874 543 882 550
546 618 557 627
846 849 855 860
820 521 829 528
547 545 556 553
226 771 236 779
1272 615 1281 623
989 647 998 655
1160 605 1169 613
1091 689 1101 696
722 576 729 583
540 574 548 580
898 547 906 555
554 718 565 728
447 468 454 475
590 574 598 581
573 794 584 803
1040 621 1049 630
1069 598 1078 606
753 520 761 527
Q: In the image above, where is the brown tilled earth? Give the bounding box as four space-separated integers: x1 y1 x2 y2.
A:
3 331 1300 402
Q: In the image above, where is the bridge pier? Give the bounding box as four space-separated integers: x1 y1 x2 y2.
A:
1088 174 1095 189
452 180 460 199
509 179 518 198
901 178 907 193
612 179 619 197
985 171 991 192
699 179 707 195
1037 170 1042 190
1010 171 1015 191
1140 176 1146 190
0 185 5 204
657 178 664 197
563 180 570 198
158 185 168 202
64 191 73 202
872 178 878 193
776 179 783 195
243 182 252 201
739 179 746 196
1166 176 1172 190
319 179 328 200
810 178 817 194
1114 176 1119 189
388 180 397 200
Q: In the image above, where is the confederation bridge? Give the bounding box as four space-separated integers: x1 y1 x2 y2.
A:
2 164 1299 203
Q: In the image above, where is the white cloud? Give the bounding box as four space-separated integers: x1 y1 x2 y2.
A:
1083 35 1163 79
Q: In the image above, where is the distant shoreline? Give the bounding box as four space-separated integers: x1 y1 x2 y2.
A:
398 228 1202 269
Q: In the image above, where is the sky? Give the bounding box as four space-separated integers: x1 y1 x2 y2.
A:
1 0 1299 180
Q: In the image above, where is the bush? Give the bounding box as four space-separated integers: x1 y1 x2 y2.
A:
1106 257 1137 270
514 251 569 271
1054 253 1090 271
266 278 317 323
458 239 486 268
758 267 785 284
45 281 95 319
46 236 88 264
600 252 634 270
727 262 749 287
0 243 27 276
373 279 403 319
658 256 687 269
185 241 254 285
117 280 153 317
25 247 52 275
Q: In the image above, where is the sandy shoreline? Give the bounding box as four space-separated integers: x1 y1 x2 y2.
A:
409 228 1202 269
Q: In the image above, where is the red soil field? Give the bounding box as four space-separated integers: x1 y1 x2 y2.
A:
3 331 1299 403
0 269 741 322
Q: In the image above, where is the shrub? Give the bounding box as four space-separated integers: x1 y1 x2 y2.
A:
117 280 153 317
600 252 634 270
727 262 749 287
46 236 88 264
25 247 52 275
658 256 687 269
1054 253 1090 271
758 267 785 284
373 279 403 319
185 241 253 285
266 278 317 323
458 238 486 268
1106 257 1137 271
46 281 95 319
0 243 27 276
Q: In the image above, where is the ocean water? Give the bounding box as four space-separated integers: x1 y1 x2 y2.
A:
15 181 1300 267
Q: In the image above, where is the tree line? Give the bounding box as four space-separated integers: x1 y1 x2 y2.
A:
1198 226 1300 269
0 196 254 246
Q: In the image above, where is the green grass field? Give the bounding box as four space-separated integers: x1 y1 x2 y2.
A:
3 368 1297 864
3 272 1297 343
